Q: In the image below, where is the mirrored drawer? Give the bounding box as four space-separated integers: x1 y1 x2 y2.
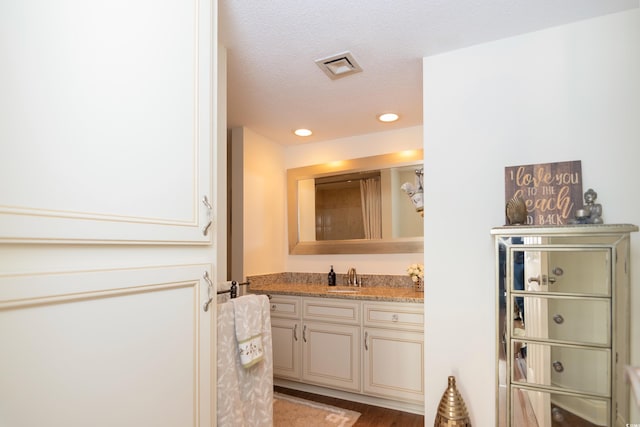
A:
511 296 610 345
511 341 610 396
510 386 610 427
511 248 610 296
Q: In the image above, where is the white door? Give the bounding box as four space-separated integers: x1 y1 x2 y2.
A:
0 0 219 426
271 318 302 380
363 327 424 402
301 321 361 392
0 265 214 427
0 0 214 244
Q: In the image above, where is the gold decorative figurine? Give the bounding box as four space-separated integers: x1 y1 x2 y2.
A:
434 376 471 427
505 195 527 225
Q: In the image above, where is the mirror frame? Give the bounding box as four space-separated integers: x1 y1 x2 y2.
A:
287 150 424 255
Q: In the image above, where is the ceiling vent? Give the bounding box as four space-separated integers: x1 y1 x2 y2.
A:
315 51 362 80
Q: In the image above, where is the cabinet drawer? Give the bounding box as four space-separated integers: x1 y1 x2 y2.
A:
269 296 300 319
510 386 609 427
512 296 610 346
510 248 611 296
511 341 610 396
302 297 360 324
363 303 424 331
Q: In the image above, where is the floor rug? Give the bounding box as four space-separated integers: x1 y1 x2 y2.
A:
273 392 361 427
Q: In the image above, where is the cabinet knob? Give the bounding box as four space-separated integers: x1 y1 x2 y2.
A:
552 360 564 373
551 407 565 422
553 314 564 324
391 314 399 322
271 304 277 311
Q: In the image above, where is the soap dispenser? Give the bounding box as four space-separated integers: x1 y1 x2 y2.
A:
328 265 336 286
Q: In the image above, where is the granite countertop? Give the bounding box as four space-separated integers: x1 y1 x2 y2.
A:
249 283 424 303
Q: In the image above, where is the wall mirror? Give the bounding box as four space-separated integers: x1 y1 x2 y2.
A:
287 150 424 254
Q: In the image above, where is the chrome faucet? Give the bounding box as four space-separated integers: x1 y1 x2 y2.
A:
347 267 359 286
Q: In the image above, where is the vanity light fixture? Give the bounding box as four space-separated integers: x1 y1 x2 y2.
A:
378 113 399 123
294 128 313 137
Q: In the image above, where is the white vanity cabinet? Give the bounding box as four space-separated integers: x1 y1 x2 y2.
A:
362 302 424 402
301 298 361 392
492 224 638 427
269 296 361 391
269 296 302 380
268 294 424 409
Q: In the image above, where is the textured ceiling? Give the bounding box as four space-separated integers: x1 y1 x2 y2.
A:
219 0 638 145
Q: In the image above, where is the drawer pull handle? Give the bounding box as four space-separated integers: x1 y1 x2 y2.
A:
552 361 564 373
293 324 298 342
528 275 556 285
202 196 213 236
364 331 369 351
392 314 399 322
202 271 213 312
303 325 307 343
553 314 564 324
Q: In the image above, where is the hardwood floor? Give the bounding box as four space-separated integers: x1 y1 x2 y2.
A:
274 386 425 427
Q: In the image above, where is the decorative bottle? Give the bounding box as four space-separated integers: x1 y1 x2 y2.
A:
328 265 336 286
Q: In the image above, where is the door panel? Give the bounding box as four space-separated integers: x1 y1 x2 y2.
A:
271 318 301 380
0 265 212 427
0 0 214 244
363 327 424 402
302 321 360 392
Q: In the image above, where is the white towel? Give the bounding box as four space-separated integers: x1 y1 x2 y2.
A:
231 294 266 368
217 295 273 427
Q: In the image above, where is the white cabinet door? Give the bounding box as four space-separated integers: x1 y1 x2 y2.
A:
363 327 424 402
271 318 302 380
0 264 213 427
0 0 214 244
302 321 361 392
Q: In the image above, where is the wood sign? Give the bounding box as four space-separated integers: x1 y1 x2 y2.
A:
504 160 583 225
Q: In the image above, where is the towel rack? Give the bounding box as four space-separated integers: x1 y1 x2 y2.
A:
217 280 250 299
204 275 252 312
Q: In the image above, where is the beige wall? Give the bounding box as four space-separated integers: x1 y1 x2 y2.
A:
230 127 286 279
236 125 423 278
423 9 640 424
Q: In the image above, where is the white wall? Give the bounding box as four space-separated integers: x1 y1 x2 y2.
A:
284 125 424 276
423 9 640 425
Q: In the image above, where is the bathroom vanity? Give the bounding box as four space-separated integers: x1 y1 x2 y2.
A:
492 224 637 426
250 284 424 414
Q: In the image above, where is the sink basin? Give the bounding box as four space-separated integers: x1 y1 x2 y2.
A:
327 288 361 293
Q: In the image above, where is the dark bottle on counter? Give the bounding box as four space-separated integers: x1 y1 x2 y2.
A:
328 265 336 286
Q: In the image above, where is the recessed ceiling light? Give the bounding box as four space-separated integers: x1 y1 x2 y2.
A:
378 113 399 123
294 128 313 137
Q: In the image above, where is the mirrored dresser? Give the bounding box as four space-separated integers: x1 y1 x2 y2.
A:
492 224 638 426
